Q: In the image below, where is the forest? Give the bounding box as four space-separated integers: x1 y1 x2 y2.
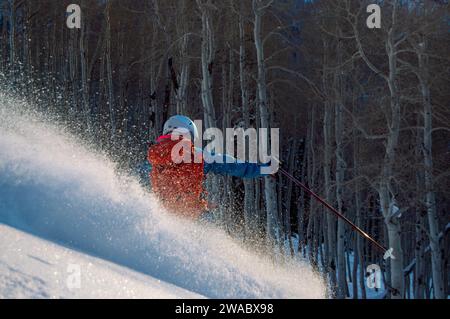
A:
0 0 449 299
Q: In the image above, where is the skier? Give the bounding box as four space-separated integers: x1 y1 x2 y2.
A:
146 115 392 260
148 115 268 219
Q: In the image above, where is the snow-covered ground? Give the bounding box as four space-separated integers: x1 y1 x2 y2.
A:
0 224 203 299
0 92 326 299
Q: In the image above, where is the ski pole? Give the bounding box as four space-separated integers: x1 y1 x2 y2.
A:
275 164 394 260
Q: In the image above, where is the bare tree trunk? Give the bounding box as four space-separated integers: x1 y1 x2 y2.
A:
253 0 280 252
238 11 257 242
353 117 366 299
320 36 338 294
79 1 92 134
297 137 308 256
334 34 347 298
1 4 8 70
197 0 216 129
105 1 116 141
8 0 15 67
352 0 404 298
324 99 337 293
414 211 427 299
176 34 190 115
417 42 445 299
68 26 78 117
284 138 297 257
306 106 318 268
380 15 404 297
335 93 347 298
197 0 223 225
148 9 160 142
412 94 426 300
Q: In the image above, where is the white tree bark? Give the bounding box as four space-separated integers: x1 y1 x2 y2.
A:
414 142 426 299
334 33 347 298
105 1 116 141
176 34 190 114
284 137 297 257
335 93 346 298
238 11 257 241
352 0 404 298
380 5 404 297
68 23 78 117
415 39 445 299
322 45 337 291
8 0 15 66
197 0 216 129
352 101 367 299
197 0 221 218
175 0 190 115
79 0 92 134
253 0 280 251
1 4 8 70
306 110 316 265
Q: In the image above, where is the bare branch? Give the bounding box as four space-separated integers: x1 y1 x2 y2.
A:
266 66 326 101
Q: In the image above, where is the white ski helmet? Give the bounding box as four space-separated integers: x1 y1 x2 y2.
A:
163 115 199 140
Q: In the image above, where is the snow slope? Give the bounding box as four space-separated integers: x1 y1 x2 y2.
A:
0 224 203 299
0 92 326 299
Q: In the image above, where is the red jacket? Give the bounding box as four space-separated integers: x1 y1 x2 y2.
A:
148 134 207 219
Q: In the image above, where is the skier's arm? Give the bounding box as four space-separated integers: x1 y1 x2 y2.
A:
202 153 270 178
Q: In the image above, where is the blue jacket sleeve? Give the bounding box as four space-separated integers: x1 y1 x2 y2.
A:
202 152 269 178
